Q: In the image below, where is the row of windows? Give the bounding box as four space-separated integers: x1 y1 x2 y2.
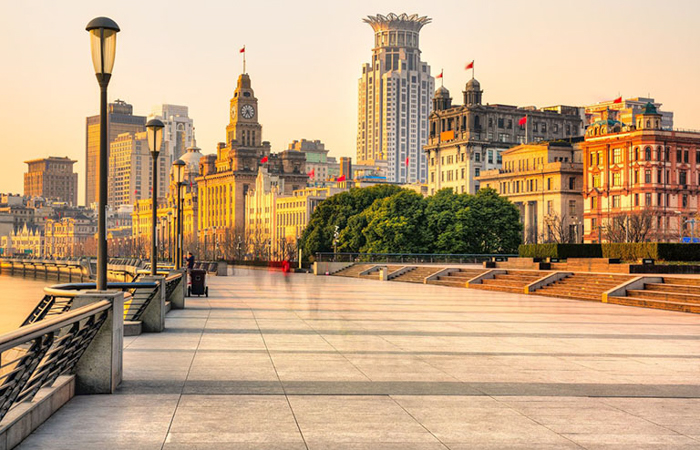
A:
591 169 699 188
590 146 699 166
590 192 691 209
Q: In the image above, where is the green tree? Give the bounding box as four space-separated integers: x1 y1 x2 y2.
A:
466 188 522 253
357 190 431 253
300 184 403 259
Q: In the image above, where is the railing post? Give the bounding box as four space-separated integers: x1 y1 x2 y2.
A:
71 291 124 394
140 276 166 332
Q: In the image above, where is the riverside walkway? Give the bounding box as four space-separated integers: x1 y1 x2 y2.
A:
18 268 700 449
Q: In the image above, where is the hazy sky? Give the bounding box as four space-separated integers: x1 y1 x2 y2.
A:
1 0 699 204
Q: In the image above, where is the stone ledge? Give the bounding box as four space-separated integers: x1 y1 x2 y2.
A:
0 375 74 450
124 320 142 336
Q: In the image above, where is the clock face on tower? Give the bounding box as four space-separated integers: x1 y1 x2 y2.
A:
230 105 236 119
240 104 255 119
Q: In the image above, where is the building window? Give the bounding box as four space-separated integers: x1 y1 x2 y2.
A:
488 150 493 164
645 170 651 183
498 118 504 128
646 193 652 206
612 195 621 208
569 177 575 190
568 200 576 216
645 147 652 161
475 153 480 162
591 196 598 209
475 168 480 177
613 148 622 164
683 194 688 208
613 172 621 186
547 178 552 190
634 193 639 206
680 171 688 186
547 200 553 214
658 192 663 206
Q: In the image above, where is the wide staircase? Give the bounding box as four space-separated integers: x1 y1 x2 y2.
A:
535 273 632 301
472 270 544 294
390 266 439 283
333 263 375 278
358 265 404 280
427 268 487 288
610 277 700 314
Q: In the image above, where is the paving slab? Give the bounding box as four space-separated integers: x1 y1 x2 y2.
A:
16 268 700 449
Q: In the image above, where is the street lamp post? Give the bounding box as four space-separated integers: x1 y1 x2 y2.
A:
86 16 119 290
146 119 164 275
173 160 186 269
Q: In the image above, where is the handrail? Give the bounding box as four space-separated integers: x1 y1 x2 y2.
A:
0 300 110 353
49 282 158 291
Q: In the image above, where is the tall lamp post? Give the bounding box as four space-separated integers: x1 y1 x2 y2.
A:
146 119 164 275
173 160 186 269
86 17 119 290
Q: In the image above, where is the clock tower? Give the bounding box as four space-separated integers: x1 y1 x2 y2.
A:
226 73 262 149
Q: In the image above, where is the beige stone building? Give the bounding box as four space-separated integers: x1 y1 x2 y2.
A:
24 157 78 205
0 224 44 257
477 141 584 244
425 80 582 196
44 216 96 258
196 73 307 237
108 131 169 208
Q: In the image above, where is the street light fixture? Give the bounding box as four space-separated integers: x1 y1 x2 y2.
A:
146 118 164 275
173 159 186 269
86 16 120 291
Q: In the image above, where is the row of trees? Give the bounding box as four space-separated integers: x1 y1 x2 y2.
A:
300 186 523 258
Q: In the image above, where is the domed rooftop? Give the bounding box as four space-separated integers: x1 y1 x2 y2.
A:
435 85 450 97
179 132 203 174
642 102 659 115
465 77 481 90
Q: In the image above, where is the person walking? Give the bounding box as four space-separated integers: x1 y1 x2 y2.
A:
185 252 195 270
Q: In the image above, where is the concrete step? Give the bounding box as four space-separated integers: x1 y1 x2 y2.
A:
493 274 542 282
482 278 530 288
470 284 523 294
662 277 700 287
609 296 700 314
534 290 602 301
644 283 700 295
626 289 700 305
427 279 467 288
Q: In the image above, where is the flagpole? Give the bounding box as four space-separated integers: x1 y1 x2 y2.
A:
441 68 443 87
243 45 246 73
472 61 475 80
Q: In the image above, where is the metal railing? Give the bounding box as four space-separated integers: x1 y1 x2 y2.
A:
21 283 158 326
164 273 183 300
0 299 112 423
315 252 518 264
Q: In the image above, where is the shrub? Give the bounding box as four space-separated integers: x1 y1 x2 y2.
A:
601 243 700 262
519 244 602 259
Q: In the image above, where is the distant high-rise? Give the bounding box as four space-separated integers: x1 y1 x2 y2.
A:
85 100 145 207
24 156 78 205
148 104 194 164
357 13 434 183
108 131 169 208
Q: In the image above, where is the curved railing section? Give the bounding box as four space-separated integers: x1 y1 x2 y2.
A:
0 300 112 423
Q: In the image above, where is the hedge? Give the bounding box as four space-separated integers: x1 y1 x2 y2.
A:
520 243 700 261
518 244 602 259
602 243 700 262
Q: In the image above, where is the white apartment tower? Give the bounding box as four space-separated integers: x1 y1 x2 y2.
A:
357 13 434 183
149 104 194 164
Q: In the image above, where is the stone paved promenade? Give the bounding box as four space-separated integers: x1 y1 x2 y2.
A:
18 269 700 449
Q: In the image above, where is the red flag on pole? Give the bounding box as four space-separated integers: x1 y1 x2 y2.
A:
436 70 443 79
240 46 245 53
337 175 346 182
613 96 622 104
518 116 527 126
405 156 409 166
465 60 474 70
260 156 268 164
307 168 315 178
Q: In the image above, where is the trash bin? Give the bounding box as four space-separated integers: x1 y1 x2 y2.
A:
188 268 208 297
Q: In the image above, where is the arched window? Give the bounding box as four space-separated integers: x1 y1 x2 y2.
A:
474 115 480 129
646 120 651 128
655 120 660 128
634 147 639 161
645 146 652 161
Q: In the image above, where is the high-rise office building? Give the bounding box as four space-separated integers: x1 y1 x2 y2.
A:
148 104 194 164
108 131 169 208
357 13 434 183
24 157 78 205
85 100 146 207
